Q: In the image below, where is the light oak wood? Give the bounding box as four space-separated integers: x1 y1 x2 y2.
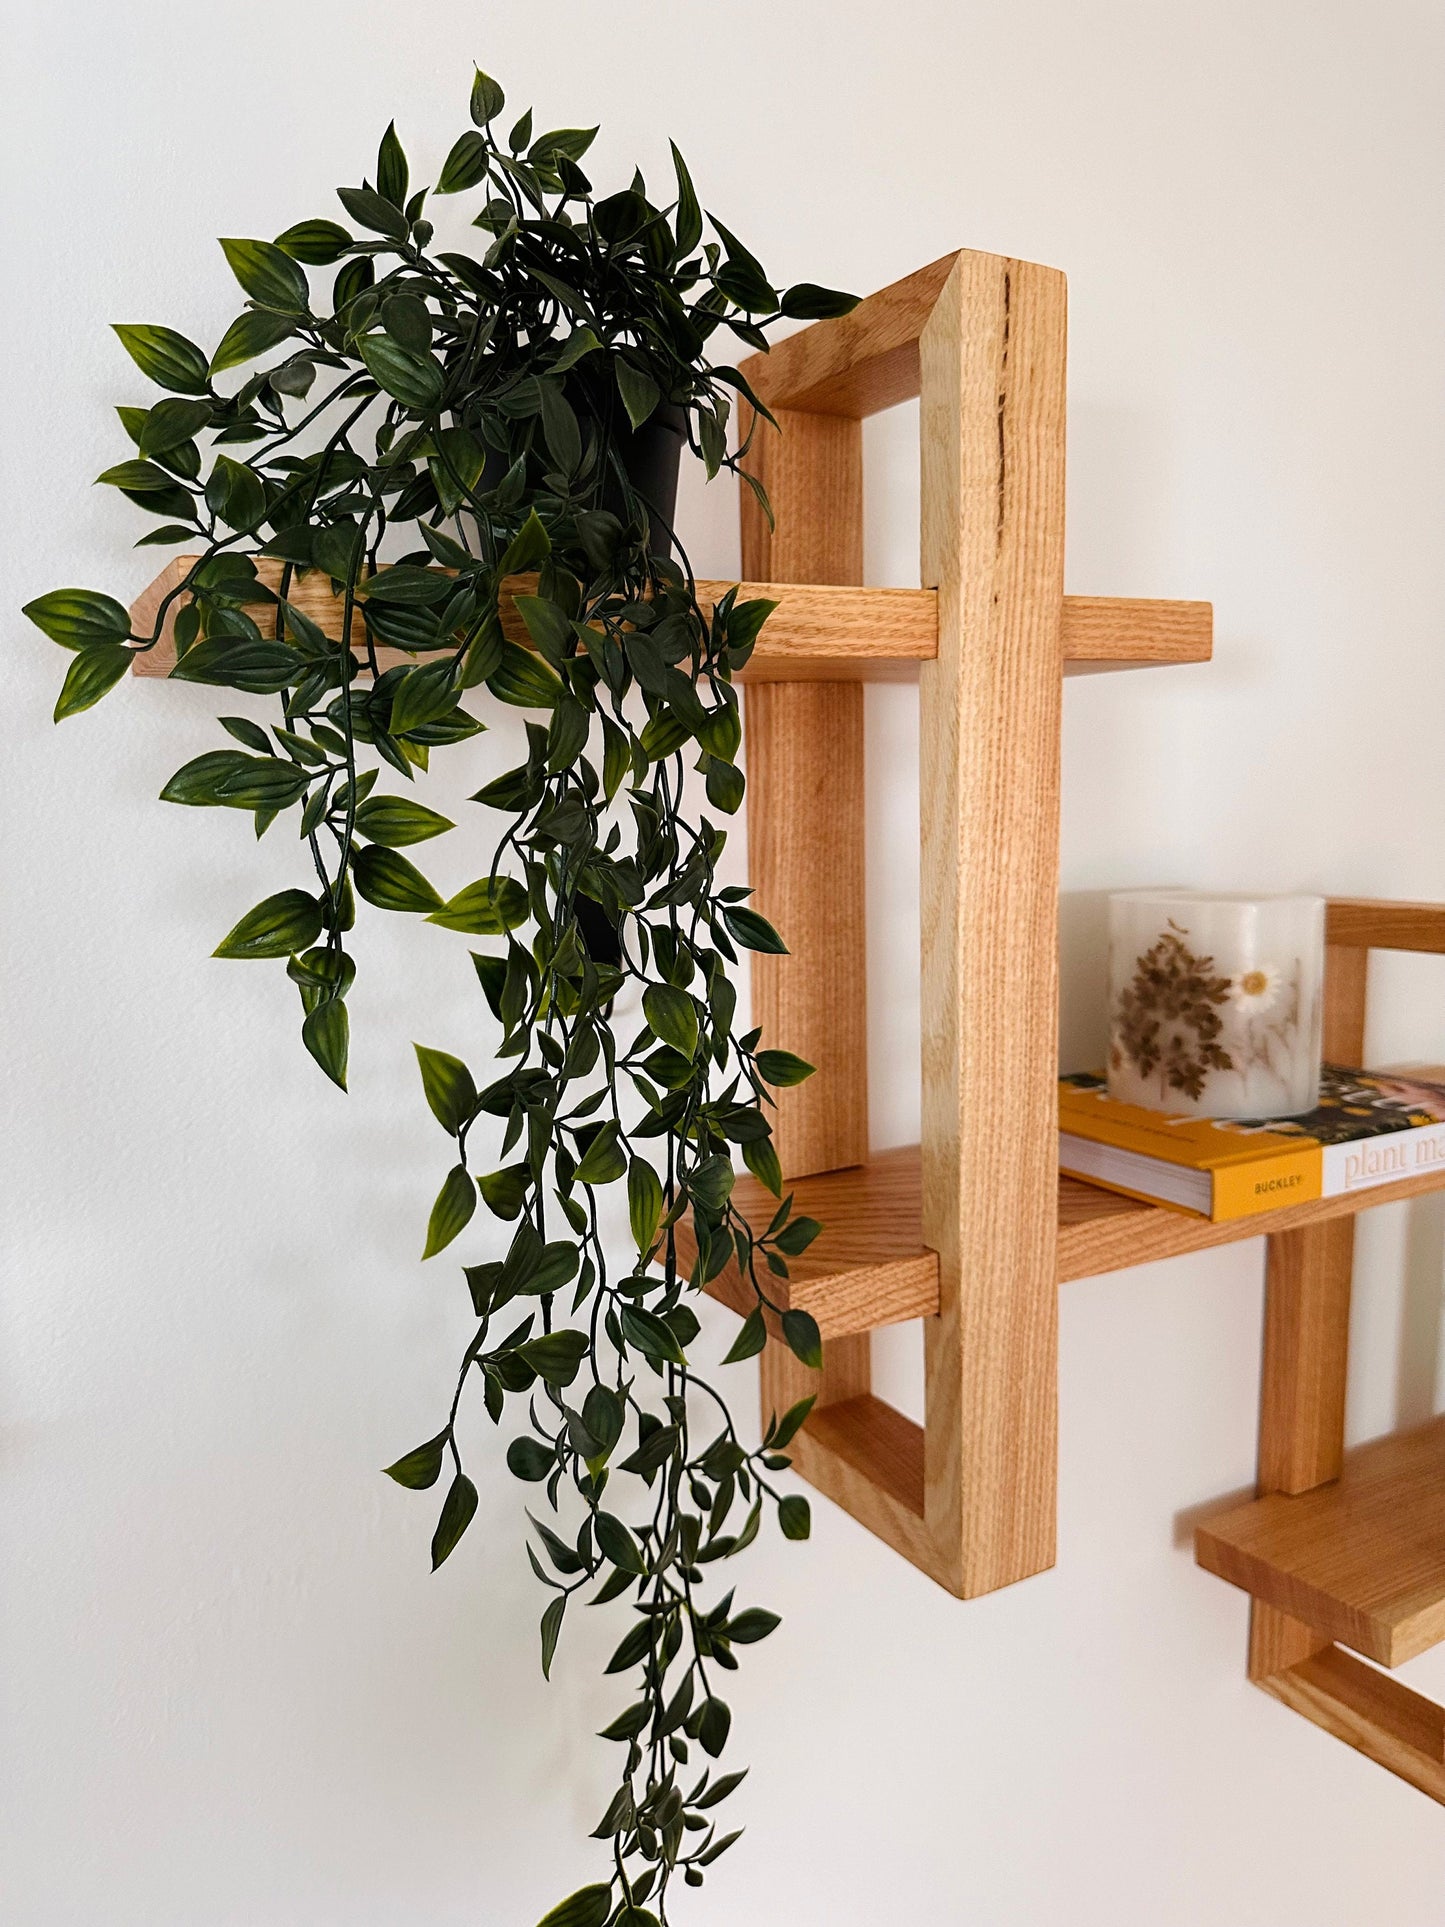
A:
917 251 1067 1598
130 558 1209 682
1255 938 1370 1496
1057 1159 1445 1281
737 405 867 1181
696 1148 938 1338
1248 1601 1331 1680
1197 1413 1445 1667
1326 899 1445 955
742 254 963 417
1262 1646 1445 1799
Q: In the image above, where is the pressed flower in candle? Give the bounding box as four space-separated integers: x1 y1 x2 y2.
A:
1107 892 1325 1118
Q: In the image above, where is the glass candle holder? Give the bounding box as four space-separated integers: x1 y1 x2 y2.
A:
1107 890 1326 1118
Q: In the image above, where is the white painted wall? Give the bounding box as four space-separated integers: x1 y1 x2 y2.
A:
4 2 1444 1920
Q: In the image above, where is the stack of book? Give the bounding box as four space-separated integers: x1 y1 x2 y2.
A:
1059 1065 1445 1223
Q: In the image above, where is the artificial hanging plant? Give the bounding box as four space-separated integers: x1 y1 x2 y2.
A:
25 68 858 1927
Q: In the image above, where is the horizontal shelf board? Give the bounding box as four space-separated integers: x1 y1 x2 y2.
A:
804 1395 926 1520
1196 1415 1445 1668
128 559 1210 685
1058 1156 1445 1281
699 1145 939 1340
1326 898 1445 955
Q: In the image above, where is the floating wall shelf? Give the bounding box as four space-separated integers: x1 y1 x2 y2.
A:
130 248 1445 1809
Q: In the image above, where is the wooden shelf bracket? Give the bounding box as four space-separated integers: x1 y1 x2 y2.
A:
732 251 1206 1597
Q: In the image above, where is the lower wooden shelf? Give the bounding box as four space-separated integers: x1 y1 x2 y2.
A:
1196 1415 1445 1668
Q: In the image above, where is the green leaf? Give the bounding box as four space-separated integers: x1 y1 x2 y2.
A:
778 1492 811 1540
727 1607 780 1644
721 904 788 954
535 1886 611 1927
352 845 444 914
354 794 454 847
670 141 702 258
25 588 131 651
425 876 529 935
621 1304 686 1366
360 564 453 604
615 357 660 430
423 1164 476 1259
205 453 267 532
741 1134 783 1197
209 307 297 376
642 984 699 1059
781 1308 822 1370
488 641 562 710
274 219 353 265
721 1307 766 1365
430 1471 478 1568
574 1121 626 1186
376 120 409 208
516 1328 589 1386
471 67 505 125
539 1593 566 1680
627 1159 663 1253
780 282 860 320
383 1430 449 1489
582 1385 624 1457
513 593 573 663
96 458 179 493
219 237 309 313
704 756 745 814
138 398 213 455
755 1049 815 1087
161 749 309 811
53 644 132 720
774 1215 821 1257
113 323 211 395
496 508 552 577
302 996 349 1089
437 130 490 195
336 183 410 241
698 1696 731 1758
506 1436 554 1481
357 333 443 411
168 636 303 695
213 889 324 961
594 1511 645 1575
414 1043 478 1135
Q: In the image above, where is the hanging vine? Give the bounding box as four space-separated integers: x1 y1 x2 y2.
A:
26 69 857 1927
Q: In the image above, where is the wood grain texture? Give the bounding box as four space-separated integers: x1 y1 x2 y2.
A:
1059 596 1211 671
740 254 962 417
1326 899 1445 954
1254 937 1370 1496
1196 1414 1445 1667
1261 1646 1445 1801
1248 1601 1331 1681
739 408 867 1181
695 1147 938 1338
1057 1160 1445 1281
918 251 1067 1598
130 559 1208 682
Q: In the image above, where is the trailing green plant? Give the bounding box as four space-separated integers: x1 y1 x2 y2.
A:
25 69 857 1927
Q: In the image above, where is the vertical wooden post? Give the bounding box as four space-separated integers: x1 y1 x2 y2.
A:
740 406 868 1182
1249 942 1369 1674
739 404 870 1431
918 253 1067 1596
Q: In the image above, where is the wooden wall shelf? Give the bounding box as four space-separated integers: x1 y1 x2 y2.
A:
130 247 1441 1816
1197 1414 1445 1668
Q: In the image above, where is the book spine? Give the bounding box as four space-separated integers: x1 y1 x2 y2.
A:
1209 1146 1322 1220
1322 1122 1445 1197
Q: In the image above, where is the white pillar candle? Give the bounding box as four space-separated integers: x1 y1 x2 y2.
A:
1106 891 1326 1118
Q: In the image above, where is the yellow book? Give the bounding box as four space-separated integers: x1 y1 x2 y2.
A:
1059 1066 1445 1222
